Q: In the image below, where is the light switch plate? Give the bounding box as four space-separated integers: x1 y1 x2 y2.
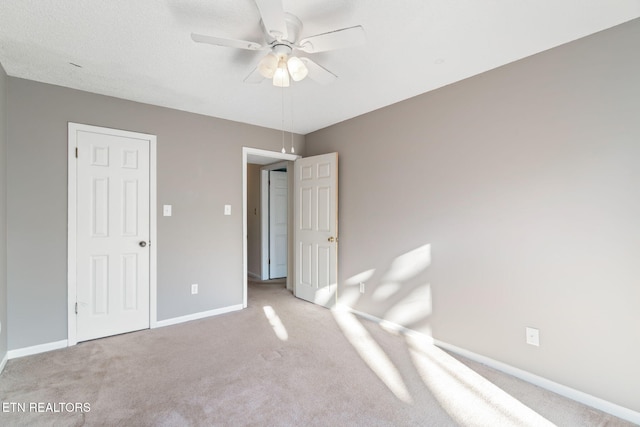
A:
163 205 172 217
224 205 231 216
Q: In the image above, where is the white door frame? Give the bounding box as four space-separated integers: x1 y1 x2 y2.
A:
243 147 299 307
260 161 289 280
67 122 158 346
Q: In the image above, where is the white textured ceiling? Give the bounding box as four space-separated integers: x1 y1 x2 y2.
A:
1 1 639 134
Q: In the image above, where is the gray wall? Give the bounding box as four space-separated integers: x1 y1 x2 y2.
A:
0 63 7 363
6 77 304 350
247 163 261 278
306 19 640 412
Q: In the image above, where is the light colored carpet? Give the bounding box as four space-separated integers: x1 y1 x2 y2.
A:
0 281 634 426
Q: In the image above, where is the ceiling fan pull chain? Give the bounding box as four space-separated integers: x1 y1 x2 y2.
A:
281 84 286 154
290 89 295 154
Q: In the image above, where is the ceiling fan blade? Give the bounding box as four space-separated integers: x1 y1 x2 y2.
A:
300 58 337 85
298 25 365 53
244 67 265 84
255 0 288 40
191 33 263 51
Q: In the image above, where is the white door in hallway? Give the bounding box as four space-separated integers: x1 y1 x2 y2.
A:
294 153 338 308
269 170 288 279
75 126 151 342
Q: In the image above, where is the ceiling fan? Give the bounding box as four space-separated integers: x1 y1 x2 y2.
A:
191 0 366 87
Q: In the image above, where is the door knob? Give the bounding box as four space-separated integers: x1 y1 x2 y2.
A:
328 237 335 243
139 241 147 247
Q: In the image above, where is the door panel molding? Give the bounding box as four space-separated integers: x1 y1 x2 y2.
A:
67 123 157 346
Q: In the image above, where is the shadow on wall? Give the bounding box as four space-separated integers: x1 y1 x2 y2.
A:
341 243 433 335
308 243 434 328
327 244 556 425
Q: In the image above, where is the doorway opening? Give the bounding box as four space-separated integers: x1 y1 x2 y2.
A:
242 148 299 308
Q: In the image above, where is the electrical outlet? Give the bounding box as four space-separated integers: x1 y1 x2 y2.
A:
191 284 198 295
224 204 231 215
526 327 539 346
359 282 365 294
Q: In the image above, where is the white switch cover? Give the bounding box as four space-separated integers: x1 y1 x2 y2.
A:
526 327 540 346
224 205 231 215
163 205 172 216
191 284 198 295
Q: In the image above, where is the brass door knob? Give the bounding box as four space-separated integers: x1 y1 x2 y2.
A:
328 237 335 243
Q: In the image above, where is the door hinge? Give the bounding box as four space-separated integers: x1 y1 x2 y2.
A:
75 147 78 158
268 259 271 264
75 302 78 314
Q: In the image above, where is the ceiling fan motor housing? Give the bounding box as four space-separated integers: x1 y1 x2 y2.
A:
261 13 303 46
272 43 293 57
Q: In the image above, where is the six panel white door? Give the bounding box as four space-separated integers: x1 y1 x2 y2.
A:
294 153 338 308
269 170 288 279
76 129 150 342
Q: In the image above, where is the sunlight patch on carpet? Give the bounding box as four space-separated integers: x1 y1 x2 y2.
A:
333 309 413 403
263 306 288 341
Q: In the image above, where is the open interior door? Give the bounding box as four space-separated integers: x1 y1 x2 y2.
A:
294 153 338 308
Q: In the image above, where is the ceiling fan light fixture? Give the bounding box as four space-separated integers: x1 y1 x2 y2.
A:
287 56 308 82
258 53 278 78
272 58 290 87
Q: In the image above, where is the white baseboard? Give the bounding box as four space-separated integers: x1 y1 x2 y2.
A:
7 339 68 360
433 340 640 425
339 306 640 425
248 271 261 280
6 306 244 359
154 304 243 328
0 352 8 373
